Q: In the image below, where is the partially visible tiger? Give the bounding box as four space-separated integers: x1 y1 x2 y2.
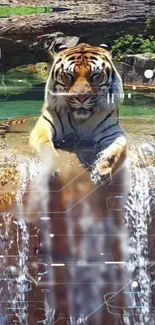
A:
29 42 127 184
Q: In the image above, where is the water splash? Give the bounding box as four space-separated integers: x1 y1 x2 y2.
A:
65 197 106 325
1 154 42 324
1 134 155 324
124 139 155 325
66 197 77 318
15 220 29 325
21 155 56 321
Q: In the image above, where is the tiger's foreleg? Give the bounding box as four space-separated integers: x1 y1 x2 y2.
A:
29 115 60 177
23 115 60 222
91 135 127 184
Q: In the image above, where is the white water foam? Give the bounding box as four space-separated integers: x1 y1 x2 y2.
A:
124 140 155 325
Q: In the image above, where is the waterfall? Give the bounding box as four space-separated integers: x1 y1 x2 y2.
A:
124 138 155 325
125 167 151 324
1 133 155 324
0 152 50 324
65 198 104 325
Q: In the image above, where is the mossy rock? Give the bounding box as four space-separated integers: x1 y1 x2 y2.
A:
0 62 49 96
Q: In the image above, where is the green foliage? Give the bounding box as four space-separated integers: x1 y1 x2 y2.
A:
145 16 151 32
113 34 155 60
0 6 52 17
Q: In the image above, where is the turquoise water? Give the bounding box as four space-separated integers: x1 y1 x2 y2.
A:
0 65 155 120
0 99 155 120
1 100 155 120
0 73 155 120
0 100 43 119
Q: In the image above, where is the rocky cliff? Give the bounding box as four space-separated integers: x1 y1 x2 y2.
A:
115 53 155 85
0 0 155 71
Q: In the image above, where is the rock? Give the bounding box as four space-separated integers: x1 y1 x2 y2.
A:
0 139 19 210
115 53 155 85
0 134 39 211
0 32 79 71
124 53 155 70
1 0 155 39
0 0 155 70
6 62 49 84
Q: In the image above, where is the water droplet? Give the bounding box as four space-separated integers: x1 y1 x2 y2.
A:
132 280 138 288
41 288 49 293
144 69 154 79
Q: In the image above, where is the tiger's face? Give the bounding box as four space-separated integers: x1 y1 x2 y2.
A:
45 43 123 123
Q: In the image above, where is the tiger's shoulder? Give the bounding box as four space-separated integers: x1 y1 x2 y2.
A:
0 116 39 136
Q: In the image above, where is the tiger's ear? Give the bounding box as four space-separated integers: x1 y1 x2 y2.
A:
53 43 68 53
99 42 112 57
45 36 79 56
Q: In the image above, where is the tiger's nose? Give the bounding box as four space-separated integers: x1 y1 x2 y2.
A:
77 95 89 103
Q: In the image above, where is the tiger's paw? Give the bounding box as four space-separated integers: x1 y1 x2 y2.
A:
90 165 111 186
50 168 60 180
0 124 9 136
97 154 117 178
39 165 60 183
91 144 126 185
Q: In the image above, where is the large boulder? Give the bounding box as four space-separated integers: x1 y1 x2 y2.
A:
115 53 155 85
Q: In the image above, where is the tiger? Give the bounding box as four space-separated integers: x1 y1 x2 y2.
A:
29 42 127 184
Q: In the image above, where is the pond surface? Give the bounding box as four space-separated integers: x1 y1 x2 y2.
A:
0 66 154 121
0 82 155 120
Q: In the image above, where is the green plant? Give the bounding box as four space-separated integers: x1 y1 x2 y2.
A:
113 34 155 60
145 16 151 32
0 6 53 17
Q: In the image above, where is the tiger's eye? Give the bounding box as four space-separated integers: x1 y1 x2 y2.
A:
63 72 74 82
90 73 101 83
